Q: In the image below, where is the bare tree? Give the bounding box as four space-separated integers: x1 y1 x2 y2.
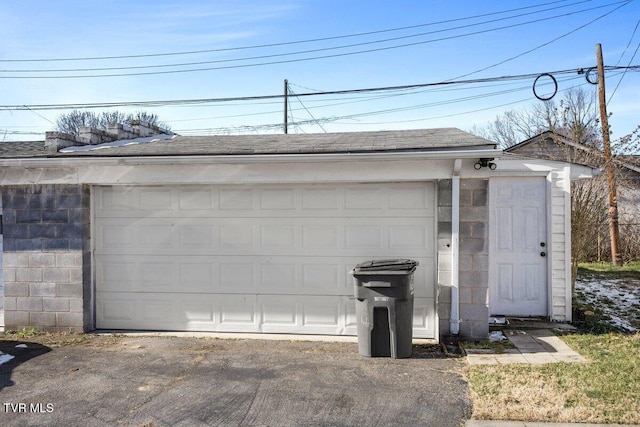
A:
472 86 640 266
56 110 169 136
476 88 600 149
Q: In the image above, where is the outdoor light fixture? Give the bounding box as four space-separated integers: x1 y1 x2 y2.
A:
474 158 496 170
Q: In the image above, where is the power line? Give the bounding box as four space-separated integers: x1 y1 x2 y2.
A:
0 67 596 111
0 0 582 63
0 0 597 74
0 1 630 79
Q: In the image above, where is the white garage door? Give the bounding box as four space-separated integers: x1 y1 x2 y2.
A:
94 183 436 338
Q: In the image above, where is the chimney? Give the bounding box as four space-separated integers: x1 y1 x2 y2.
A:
45 131 81 153
46 120 173 153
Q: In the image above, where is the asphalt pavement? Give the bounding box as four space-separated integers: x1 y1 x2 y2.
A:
0 334 471 426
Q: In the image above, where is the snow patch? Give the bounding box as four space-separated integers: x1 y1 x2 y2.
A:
15 344 28 349
60 134 176 153
0 352 15 366
575 277 640 332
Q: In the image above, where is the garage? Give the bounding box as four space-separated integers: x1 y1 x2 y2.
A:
94 182 437 338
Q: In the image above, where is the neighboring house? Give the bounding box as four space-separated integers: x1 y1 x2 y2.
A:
506 131 640 254
0 125 591 340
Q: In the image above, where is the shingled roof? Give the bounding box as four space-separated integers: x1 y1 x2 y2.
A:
1 128 496 159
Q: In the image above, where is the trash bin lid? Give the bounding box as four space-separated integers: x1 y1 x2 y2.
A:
354 259 418 272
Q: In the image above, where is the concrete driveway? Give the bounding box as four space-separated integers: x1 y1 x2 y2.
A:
0 334 471 426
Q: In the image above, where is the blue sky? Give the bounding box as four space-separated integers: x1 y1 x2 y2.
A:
1 0 639 142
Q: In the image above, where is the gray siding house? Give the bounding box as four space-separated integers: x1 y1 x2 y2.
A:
0 125 591 340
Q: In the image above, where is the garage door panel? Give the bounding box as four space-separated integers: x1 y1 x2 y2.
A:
98 254 434 296
95 183 437 338
96 184 435 219
97 292 435 337
96 218 433 257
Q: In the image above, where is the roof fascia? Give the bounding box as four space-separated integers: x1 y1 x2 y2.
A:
0 148 504 168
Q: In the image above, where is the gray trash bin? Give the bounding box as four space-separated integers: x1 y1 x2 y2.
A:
351 259 418 359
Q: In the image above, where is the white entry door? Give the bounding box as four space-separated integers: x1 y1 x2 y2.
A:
489 177 548 316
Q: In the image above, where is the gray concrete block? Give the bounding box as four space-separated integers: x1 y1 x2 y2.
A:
69 208 87 224
4 311 30 329
459 287 472 304
30 312 57 327
438 207 452 221
16 297 43 311
28 224 57 239
472 189 487 206
4 223 29 239
29 282 57 297
56 283 83 298
439 319 451 337
3 267 16 283
15 209 42 224
29 253 56 268
437 221 451 238
2 206 16 225
438 285 451 303
43 239 70 250
472 222 487 238
459 189 473 207
4 297 17 311
43 298 70 312
472 288 489 305
16 268 43 283
69 238 84 250
4 282 29 297
42 209 69 223
460 206 488 222
2 209 16 224
42 268 70 283
55 223 84 239
459 223 473 239
3 252 30 268
459 320 489 340
460 303 489 321
56 253 82 268
437 179 452 206
459 254 473 271
459 271 488 288
11 194 28 209
56 194 82 209
68 298 84 312
472 255 489 272
69 268 83 283
461 179 488 190
460 237 487 254
15 239 44 251
56 312 84 328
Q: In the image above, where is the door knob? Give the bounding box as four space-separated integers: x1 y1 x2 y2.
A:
540 242 546 247
540 252 546 257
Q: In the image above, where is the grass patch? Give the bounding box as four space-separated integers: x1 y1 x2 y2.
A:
468 332 640 424
4 327 43 337
578 261 640 280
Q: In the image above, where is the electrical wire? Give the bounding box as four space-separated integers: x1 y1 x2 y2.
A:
0 1 629 79
0 67 592 110
0 0 583 63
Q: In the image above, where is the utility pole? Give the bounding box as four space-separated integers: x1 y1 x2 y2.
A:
283 79 288 134
596 43 622 266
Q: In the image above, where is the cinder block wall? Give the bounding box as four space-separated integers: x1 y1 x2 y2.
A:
2 185 91 332
437 178 489 340
458 179 489 339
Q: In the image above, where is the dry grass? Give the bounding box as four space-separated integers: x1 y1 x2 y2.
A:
468 333 640 424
